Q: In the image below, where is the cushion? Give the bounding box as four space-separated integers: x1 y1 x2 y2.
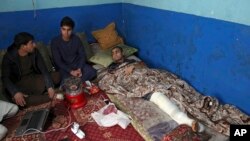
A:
92 64 105 71
127 55 142 62
89 43 138 67
90 43 103 54
36 42 54 72
76 32 93 60
92 22 123 50
0 50 7 78
116 44 138 57
0 50 7 72
0 50 7 100
89 52 113 68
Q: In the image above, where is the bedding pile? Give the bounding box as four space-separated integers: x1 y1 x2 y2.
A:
98 61 250 137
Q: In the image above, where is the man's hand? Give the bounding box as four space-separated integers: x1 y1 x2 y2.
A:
124 65 135 75
48 87 55 99
14 92 28 107
76 68 82 77
70 69 82 77
70 70 78 77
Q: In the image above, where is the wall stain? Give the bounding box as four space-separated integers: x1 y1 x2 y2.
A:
190 74 196 80
187 38 197 56
208 46 225 63
193 24 203 38
232 41 250 79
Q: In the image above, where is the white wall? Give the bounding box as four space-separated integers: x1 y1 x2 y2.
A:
124 0 250 26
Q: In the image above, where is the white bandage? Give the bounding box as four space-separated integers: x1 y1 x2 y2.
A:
150 92 204 132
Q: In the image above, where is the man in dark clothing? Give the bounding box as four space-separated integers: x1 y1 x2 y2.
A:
51 16 96 82
1 32 60 107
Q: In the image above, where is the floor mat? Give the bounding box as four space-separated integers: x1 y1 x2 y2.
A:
3 91 144 141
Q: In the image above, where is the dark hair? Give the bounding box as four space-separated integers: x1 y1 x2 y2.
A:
14 32 34 49
111 46 123 53
60 16 75 29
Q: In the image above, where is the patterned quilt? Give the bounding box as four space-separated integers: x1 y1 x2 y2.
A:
97 61 250 137
107 93 178 141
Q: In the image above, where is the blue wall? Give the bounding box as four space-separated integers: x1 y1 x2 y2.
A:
0 0 122 12
1 1 249 115
0 3 123 48
122 4 250 115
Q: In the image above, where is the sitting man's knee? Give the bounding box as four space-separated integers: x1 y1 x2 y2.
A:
0 124 8 140
9 104 19 117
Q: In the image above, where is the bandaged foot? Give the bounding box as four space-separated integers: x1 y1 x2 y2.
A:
149 92 204 132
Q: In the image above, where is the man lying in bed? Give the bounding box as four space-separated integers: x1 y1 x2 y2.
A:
101 46 203 132
98 46 250 136
107 47 144 74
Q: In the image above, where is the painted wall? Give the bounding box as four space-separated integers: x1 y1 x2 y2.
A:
122 3 250 114
1 0 249 115
124 0 250 26
0 0 122 12
0 1 123 48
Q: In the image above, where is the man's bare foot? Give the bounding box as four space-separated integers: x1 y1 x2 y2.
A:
192 121 199 132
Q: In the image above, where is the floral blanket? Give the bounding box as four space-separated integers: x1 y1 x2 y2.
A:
98 61 250 136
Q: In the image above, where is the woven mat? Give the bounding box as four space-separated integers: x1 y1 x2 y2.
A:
3 102 53 141
3 91 144 141
162 124 211 141
70 91 144 141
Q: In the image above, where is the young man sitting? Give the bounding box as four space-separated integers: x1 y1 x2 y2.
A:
2 32 60 107
51 16 96 83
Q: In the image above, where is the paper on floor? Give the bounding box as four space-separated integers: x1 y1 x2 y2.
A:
91 103 130 129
